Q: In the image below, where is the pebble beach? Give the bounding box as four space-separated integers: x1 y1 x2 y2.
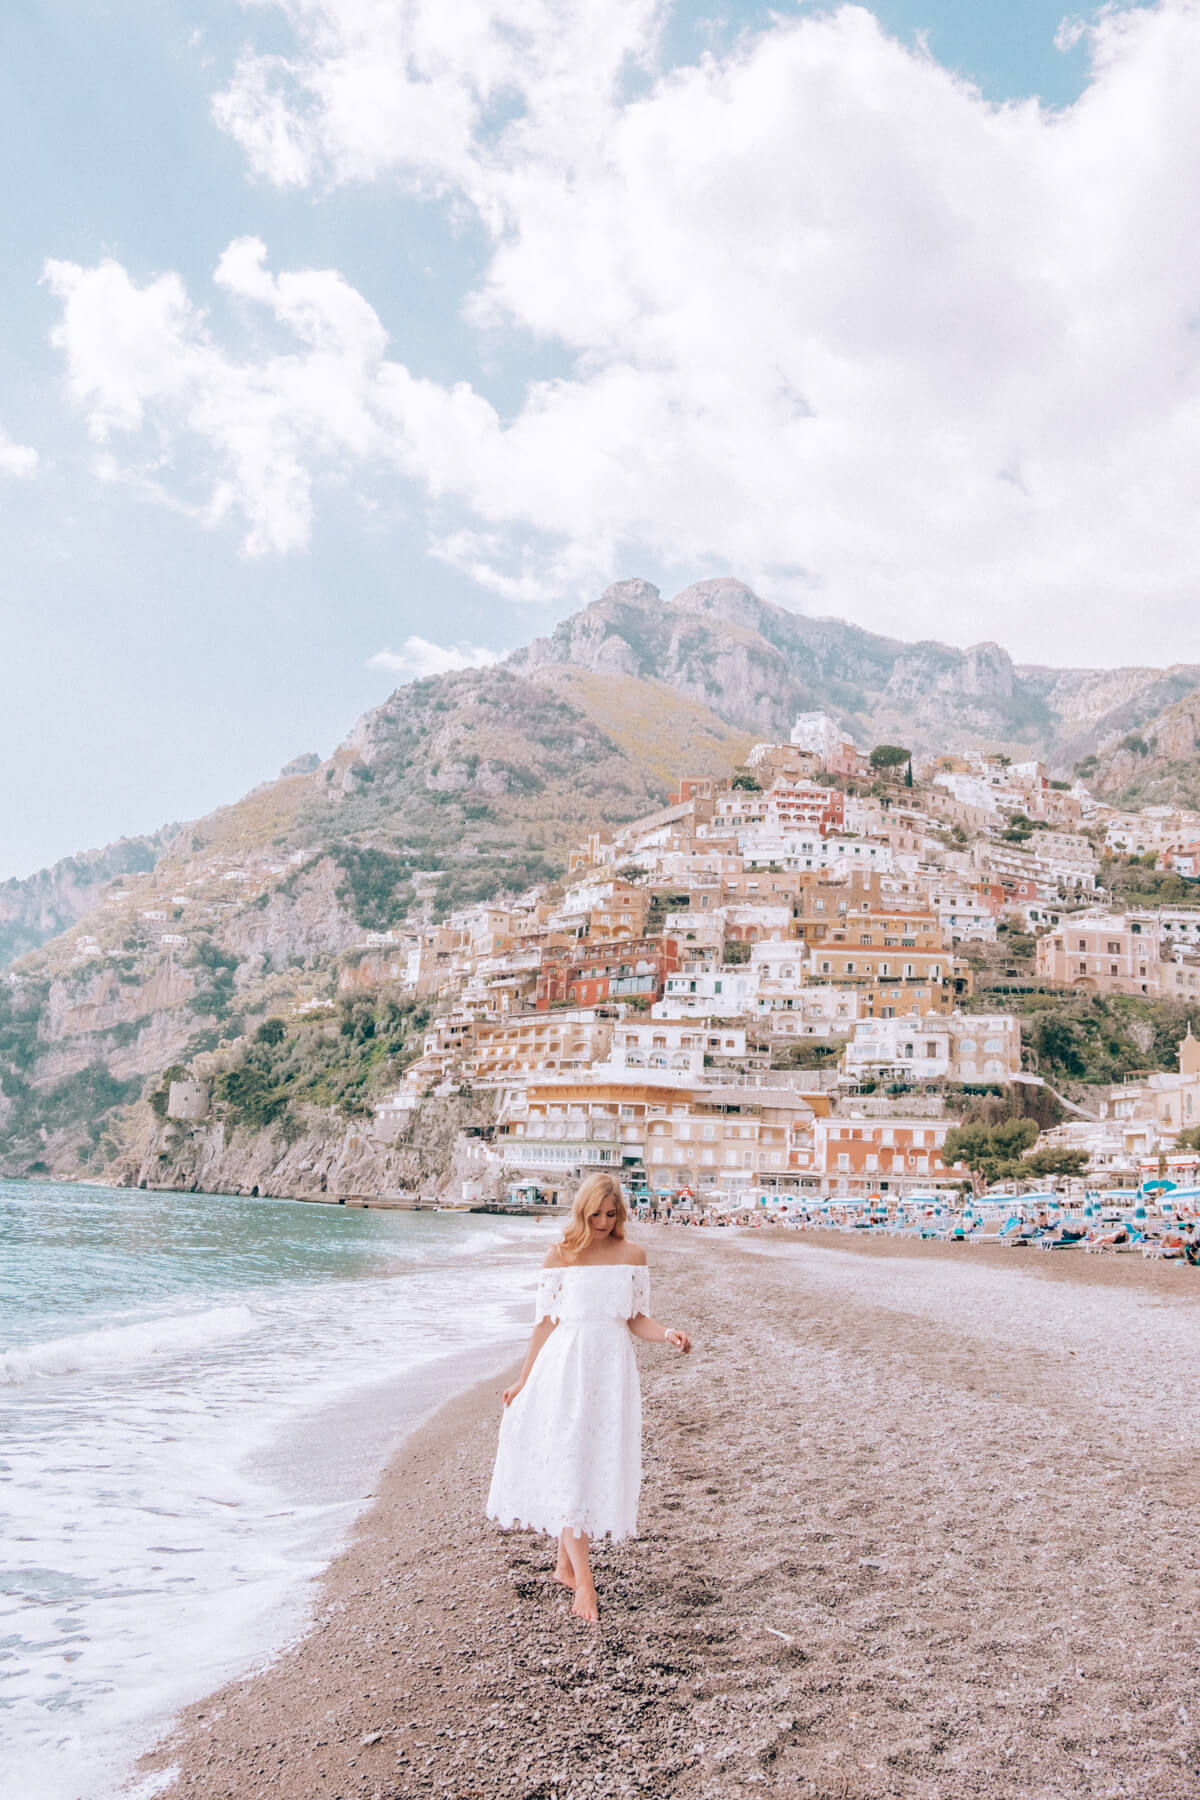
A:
140 1229 1200 1800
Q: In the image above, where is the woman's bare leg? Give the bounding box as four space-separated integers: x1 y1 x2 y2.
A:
554 1531 575 1589
564 1530 599 1623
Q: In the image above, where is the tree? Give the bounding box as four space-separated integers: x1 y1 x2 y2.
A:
941 1117 1039 1190
904 759 913 788
1030 1012 1087 1078
1175 1125 1200 1153
1024 1147 1089 1179
256 1017 286 1045
731 769 761 791
869 744 911 771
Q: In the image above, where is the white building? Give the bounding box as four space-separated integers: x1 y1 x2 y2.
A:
842 1012 1021 1084
926 886 998 943
654 967 758 1017
601 1019 748 1076
739 832 894 874
791 712 850 762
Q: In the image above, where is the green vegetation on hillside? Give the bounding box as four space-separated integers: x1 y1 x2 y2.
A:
211 995 430 1132
1099 857 1200 909
0 1055 142 1170
333 845 413 930
985 992 1200 1087
186 937 240 1019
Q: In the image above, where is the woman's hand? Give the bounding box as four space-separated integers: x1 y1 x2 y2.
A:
664 1328 692 1354
502 1378 525 1407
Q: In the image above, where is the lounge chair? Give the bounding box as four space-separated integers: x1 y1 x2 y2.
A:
1084 1229 1126 1255
1142 1237 1186 1261
1038 1229 1086 1250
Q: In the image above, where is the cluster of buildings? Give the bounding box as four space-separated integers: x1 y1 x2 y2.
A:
357 717 1200 1203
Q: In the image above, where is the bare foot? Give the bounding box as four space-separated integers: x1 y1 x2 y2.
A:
553 1556 575 1590
571 1583 599 1624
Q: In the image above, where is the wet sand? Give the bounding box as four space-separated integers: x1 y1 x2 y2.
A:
140 1229 1200 1799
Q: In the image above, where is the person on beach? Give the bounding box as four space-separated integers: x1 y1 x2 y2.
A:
486 1171 692 1625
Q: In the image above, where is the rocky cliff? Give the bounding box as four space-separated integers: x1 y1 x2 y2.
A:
0 832 169 969
512 577 1200 766
1081 689 1200 809
111 1091 497 1204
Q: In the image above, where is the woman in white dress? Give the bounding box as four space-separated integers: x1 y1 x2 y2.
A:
487 1172 692 1623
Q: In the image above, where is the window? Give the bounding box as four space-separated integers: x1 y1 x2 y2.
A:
1077 939 1087 951
837 1153 850 1171
1107 941 1121 955
925 1041 938 1058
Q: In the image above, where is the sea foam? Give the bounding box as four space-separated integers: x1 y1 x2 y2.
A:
0 1304 257 1385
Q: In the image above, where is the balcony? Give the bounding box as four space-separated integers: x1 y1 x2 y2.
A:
511 1118 620 1143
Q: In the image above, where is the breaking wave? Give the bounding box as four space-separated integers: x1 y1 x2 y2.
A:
0 1305 258 1386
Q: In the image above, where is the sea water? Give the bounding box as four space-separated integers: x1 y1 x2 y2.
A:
0 1180 541 1800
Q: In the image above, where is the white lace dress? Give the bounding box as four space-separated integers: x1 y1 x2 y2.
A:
487 1263 650 1543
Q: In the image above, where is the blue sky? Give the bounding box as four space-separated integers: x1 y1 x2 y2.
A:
0 0 1187 879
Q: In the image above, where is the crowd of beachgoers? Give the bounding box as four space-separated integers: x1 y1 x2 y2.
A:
632 1191 1200 1260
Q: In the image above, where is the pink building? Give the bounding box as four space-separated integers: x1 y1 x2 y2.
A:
1036 914 1162 995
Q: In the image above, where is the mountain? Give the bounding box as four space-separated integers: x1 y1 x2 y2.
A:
5 571 1200 1187
0 661 749 1179
0 833 170 967
512 577 1200 766
1079 688 1200 810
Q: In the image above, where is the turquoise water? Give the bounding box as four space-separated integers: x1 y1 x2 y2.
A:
0 1181 540 1800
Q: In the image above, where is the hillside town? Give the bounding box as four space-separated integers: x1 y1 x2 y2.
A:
323 714 1200 1210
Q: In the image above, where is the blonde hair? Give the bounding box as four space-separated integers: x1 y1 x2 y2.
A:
558 1172 627 1262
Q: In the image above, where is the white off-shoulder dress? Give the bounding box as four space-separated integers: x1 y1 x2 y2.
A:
487 1263 650 1543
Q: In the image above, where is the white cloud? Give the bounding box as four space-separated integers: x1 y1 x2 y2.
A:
368 636 500 678
43 239 392 554
211 1 665 192
0 426 38 478
44 2 1200 660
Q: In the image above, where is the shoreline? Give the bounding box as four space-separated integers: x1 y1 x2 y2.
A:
1 1183 539 1800
139 1230 1200 1800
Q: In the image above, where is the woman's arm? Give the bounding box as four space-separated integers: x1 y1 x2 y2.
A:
502 1316 558 1406
628 1312 692 1354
